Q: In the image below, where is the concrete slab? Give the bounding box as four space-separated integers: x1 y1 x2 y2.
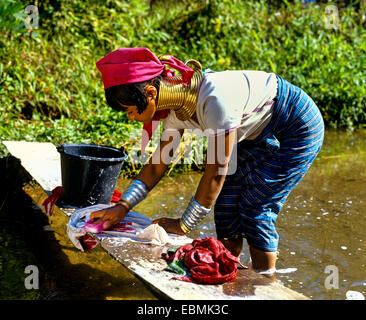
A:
3 140 310 300
2 141 61 192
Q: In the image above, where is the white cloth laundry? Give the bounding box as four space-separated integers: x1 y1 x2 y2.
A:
346 290 365 300
67 204 191 251
134 223 170 246
66 204 109 251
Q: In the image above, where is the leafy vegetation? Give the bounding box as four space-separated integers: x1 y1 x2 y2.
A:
0 0 365 175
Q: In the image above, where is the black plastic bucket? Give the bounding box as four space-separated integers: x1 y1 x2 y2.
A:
57 143 128 207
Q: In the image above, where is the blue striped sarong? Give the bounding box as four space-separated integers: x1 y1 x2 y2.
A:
214 75 324 252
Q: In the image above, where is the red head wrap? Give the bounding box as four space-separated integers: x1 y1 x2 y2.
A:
96 47 194 152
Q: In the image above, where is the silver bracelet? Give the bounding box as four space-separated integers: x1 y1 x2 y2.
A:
180 196 211 233
120 179 149 209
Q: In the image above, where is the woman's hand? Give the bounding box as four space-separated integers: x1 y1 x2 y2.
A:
152 217 185 236
89 204 128 230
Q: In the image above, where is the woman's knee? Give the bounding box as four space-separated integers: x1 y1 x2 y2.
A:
218 236 243 257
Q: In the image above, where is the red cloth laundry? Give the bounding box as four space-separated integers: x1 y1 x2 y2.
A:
80 234 99 251
42 186 63 216
162 236 247 285
110 189 122 202
110 222 134 232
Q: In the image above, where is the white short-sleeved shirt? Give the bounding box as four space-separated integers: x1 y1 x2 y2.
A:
162 70 278 142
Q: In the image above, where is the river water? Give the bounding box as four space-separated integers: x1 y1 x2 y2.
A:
120 129 366 300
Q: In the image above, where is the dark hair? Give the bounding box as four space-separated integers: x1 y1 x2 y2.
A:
105 75 162 114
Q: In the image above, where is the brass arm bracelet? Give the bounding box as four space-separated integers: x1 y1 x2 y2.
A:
179 218 191 234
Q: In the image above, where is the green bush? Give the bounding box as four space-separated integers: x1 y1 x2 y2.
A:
0 0 365 168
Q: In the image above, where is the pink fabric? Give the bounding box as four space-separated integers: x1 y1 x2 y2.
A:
96 47 195 153
96 47 194 89
84 219 134 234
84 218 106 233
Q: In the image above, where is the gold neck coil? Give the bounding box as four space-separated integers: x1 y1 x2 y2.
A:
156 59 204 121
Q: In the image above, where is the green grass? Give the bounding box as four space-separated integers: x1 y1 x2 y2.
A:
0 0 365 174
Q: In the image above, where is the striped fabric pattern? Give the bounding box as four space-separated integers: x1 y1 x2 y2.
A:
214 75 324 252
